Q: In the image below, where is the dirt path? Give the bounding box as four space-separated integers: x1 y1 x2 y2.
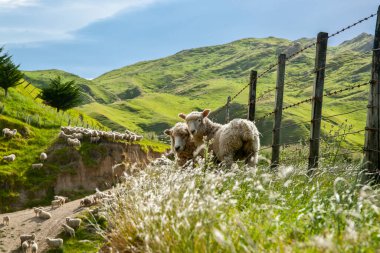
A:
0 198 87 252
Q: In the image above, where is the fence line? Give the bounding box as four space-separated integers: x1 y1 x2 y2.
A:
212 12 377 120
208 8 380 176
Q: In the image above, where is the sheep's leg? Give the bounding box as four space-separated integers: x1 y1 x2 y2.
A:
223 153 234 168
247 151 259 168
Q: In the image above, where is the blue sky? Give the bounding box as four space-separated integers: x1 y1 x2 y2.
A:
0 0 378 78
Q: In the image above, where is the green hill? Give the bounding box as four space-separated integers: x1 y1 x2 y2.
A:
23 69 119 104
71 33 371 147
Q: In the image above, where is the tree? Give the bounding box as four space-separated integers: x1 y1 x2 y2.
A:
0 48 24 97
39 76 82 112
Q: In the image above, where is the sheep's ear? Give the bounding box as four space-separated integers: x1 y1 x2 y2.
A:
178 113 186 120
164 129 172 136
202 109 211 118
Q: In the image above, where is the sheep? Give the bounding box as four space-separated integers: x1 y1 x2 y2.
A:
37 209 51 219
164 122 197 166
62 224 75 237
46 237 63 248
67 138 81 147
30 240 38 253
31 163 43 169
66 217 82 229
40 152 47 162
2 216 9 225
4 129 17 138
80 197 93 207
33 207 43 216
3 154 16 162
58 131 74 140
2 128 10 136
20 233 35 245
90 136 100 143
21 240 29 253
54 195 68 204
51 199 63 208
73 133 83 140
179 109 260 167
95 188 110 199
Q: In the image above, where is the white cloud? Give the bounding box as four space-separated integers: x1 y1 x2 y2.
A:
0 0 39 8
0 0 163 44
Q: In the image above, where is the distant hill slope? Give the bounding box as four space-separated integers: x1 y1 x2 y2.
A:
23 69 118 104
25 33 374 146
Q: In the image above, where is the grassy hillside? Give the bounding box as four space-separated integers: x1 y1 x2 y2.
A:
76 33 371 148
0 81 168 212
23 69 118 104
0 81 107 210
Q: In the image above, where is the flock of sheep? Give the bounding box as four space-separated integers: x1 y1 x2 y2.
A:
2 125 143 167
164 109 261 167
1 194 82 252
0 189 116 252
59 126 143 147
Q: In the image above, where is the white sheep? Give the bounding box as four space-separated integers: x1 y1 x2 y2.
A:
2 128 10 136
31 163 43 169
33 207 43 216
67 138 81 147
20 233 35 245
164 122 197 166
66 217 82 229
179 109 260 167
62 224 75 237
4 129 17 138
2 216 9 225
21 240 29 253
51 199 63 208
90 136 100 143
30 240 38 253
46 237 63 248
95 188 110 199
3 154 16 162
37 209 51 219
40 152 47 162
73 133 83 140
58 131 73 140
54 195 68 204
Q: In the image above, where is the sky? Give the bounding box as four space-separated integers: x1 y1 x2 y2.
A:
0 0 378 79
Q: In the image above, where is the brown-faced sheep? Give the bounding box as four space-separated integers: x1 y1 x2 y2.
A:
164 122 197 166
179 109 260 167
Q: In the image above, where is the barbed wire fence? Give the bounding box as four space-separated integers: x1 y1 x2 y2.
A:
209 8 380 178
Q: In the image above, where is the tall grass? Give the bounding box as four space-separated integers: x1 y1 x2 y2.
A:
94 154 380 252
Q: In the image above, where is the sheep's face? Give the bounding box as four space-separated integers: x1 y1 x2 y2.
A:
179 109 210 136
164 123 191 152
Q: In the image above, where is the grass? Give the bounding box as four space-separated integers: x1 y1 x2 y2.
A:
93 149 380 252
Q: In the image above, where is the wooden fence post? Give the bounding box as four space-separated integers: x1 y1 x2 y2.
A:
248 70 258 121
308 32 328 173
225 96 231 123
363 5 380 183
271 54 286 169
